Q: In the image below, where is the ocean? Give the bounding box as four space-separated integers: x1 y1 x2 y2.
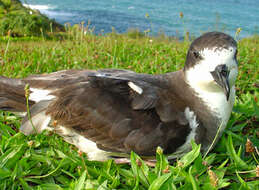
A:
22 0 259 38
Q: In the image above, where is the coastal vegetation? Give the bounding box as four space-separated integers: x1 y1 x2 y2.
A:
0 0 258 189
0 0 64 37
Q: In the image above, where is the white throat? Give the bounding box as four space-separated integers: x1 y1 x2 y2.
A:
189 78 235 127
185 69 236 133
184 47 237 131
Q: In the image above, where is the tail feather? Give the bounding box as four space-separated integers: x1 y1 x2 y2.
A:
0 97 27 112
21 100 52 135
1 71 89 136
0 76 34 112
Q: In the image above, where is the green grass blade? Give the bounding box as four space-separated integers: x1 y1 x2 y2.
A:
74 170 86 190
252 98 259 118
226 135 249 170
38 184 63 190
0 168 11 180
0 144 25 169
97 180 108 190
130 151 150 188
178 142 201 168
188 167 199 190
236 172 250 190
148 173 172 190
19 178 33 190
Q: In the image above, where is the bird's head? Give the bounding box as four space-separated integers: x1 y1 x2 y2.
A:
184 32 238 100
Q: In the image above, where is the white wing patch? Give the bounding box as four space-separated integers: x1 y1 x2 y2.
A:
29 88 55 102
55 126 111 161
128 82 143 94
95 73 107 77
174 107 198 154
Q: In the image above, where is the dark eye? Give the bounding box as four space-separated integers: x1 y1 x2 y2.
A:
193 51 201 59
221 69 229 77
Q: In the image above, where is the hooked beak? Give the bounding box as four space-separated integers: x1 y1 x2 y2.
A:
210 64 230 101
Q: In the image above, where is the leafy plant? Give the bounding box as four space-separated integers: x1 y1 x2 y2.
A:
0 0 64 37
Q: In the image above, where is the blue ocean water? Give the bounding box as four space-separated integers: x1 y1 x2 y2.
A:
22 0 259 37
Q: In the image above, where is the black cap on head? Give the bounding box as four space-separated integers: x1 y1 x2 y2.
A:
184 32 237 70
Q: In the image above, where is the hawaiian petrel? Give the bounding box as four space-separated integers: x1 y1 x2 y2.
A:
0 32 238 162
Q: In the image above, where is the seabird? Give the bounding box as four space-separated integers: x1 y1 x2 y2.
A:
0 32 238 162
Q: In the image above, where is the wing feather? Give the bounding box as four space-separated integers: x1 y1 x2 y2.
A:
29 69 192 156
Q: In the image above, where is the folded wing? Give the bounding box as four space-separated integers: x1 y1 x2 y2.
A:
44 69 191 156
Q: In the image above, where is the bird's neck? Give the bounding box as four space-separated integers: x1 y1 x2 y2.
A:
187 78 235 134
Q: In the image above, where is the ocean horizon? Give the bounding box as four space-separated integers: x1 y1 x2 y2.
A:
22 0 259 38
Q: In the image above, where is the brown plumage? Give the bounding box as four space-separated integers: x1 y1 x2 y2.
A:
0 69 208 157
0 32 238 160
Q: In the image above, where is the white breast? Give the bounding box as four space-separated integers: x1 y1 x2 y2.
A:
194 85 235 132
167 86 235 160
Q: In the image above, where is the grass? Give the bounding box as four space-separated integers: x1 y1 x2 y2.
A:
0 31 258 189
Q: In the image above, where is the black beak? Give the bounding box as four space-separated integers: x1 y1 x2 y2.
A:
210 64 230 101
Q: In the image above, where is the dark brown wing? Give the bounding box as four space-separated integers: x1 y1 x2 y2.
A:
45 69 191 156
23 69 95 90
